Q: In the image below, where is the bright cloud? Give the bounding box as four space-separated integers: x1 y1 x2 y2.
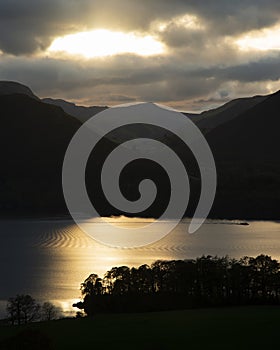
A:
236 24 280 51
155 14 205 32
48 29 165 58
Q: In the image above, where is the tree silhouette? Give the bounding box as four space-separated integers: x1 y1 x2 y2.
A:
249 254 280 300
81 273 103 296
75 254 280 315
6 295 40 325
41 301 62 321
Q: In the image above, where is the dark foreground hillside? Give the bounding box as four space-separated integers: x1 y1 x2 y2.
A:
0 307 279 349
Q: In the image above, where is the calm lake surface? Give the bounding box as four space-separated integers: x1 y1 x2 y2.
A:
1 218 280 318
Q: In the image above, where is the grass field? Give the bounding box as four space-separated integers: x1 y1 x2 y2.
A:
0 306 279 349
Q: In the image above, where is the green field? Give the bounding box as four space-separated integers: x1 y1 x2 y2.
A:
1 306 279 349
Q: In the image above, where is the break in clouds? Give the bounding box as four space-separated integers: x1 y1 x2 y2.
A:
1 0 280 111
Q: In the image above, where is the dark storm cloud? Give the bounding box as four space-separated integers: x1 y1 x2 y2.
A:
1 0 280 54
194 55 280 83
0 0 93 54
222 58 280 82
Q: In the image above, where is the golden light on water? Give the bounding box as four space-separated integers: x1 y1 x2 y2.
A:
48 29 165 58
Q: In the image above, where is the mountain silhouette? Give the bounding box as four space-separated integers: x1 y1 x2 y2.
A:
0 80 279 219
207 90 280 161
192 94 267 133
0 93 80 214
42 98 107 123
0 81 39 100
206 90 280 218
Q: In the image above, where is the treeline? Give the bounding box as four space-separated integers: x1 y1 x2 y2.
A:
6 295 62 325
74 255 280 315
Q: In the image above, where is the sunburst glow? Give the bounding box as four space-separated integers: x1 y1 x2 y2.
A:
236 25 280 51
48 29 165 58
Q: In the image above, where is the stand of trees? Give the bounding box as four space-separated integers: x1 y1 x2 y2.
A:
74 254 280 315
6 295 62 325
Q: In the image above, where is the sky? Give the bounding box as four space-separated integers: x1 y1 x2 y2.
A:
1 0 280 112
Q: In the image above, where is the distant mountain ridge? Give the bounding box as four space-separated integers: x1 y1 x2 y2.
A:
42 98 108 123
0 80 271 132
206 89 280 161
1 80 280 219
0 81 39 100
191 94 268 133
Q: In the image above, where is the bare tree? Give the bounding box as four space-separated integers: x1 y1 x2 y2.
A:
41 301 62 321
6 295 40 325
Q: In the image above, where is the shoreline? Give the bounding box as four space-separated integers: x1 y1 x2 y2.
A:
0 215 279 226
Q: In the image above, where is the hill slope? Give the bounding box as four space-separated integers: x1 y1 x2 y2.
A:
1 307 279 349
42 98 107 123
193 95 267 133
0 81 279 219
206 90 280 218
0 81 39 100
0 93 81 214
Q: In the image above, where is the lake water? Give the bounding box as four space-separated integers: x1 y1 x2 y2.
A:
1 218 280 318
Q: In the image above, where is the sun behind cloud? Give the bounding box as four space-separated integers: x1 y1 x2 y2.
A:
236 24 280 51
48 29 165 58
